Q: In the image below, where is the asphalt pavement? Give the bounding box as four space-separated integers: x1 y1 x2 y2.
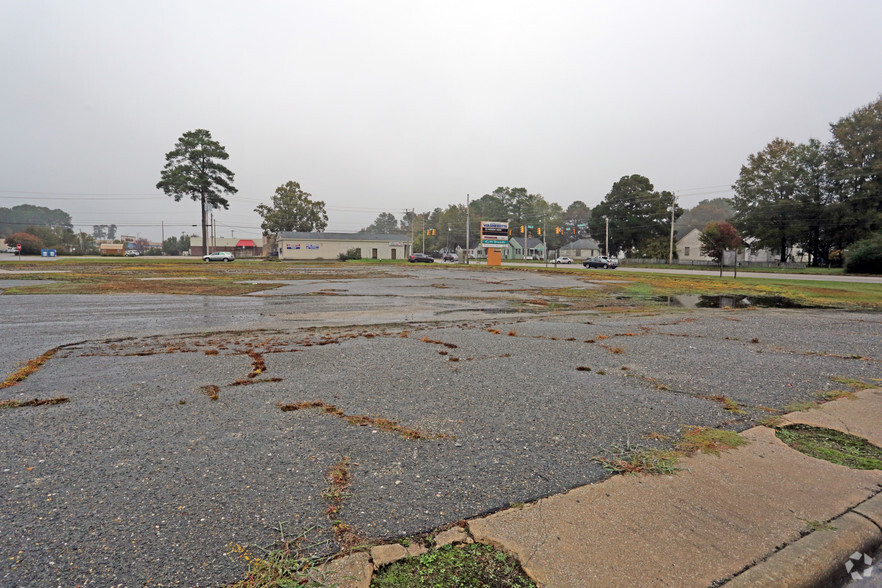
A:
1 265 880 586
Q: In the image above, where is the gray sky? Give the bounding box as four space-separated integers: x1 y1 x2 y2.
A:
2 1 881 242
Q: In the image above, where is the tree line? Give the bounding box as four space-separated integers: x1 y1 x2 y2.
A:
730 96 882 266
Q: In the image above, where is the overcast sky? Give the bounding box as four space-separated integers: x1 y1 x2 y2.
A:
2 1 881 242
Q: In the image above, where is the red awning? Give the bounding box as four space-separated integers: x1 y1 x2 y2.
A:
236 240 257 247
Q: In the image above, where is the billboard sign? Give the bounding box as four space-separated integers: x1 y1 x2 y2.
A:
480 221 509 248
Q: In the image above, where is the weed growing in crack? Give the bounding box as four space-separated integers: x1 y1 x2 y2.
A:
200 385 220 401
782 400 820 413
759 415 784 428
230 378 283 386
816 389 856 402
830 376 873 390
676 426 748 456
278 401 451 440
593 442 680 475
420 337 457 349
1 346 63 389
800 519 836 532
227 524 336 588
700 394 746 414
246 351 267 377
0 396 69 409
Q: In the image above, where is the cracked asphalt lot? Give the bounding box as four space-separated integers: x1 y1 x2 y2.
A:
1 266 880 586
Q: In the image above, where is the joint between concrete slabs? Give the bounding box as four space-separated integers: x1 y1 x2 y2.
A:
723 509 882 587
852 490 882 534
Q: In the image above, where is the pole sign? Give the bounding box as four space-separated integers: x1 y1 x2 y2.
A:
480 221 509 248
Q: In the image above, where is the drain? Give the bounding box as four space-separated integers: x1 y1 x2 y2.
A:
775 425 882 469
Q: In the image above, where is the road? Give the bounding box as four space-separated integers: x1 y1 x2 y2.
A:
1 265 881 586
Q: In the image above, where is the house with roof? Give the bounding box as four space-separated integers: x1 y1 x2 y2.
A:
506 237 545 260
559 238 602 260
676 228 714 262
269 232 412 261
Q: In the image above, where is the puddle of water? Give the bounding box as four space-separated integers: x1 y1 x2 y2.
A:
654 294 816 309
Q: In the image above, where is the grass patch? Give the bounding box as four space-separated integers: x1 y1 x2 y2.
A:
776 425 882 469
542 272 882 310
676 426 748 457
371 543 536 588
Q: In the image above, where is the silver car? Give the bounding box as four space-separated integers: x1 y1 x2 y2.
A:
203 251 235 262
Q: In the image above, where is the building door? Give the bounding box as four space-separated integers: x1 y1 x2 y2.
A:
372 248 378 259
391 249 397 260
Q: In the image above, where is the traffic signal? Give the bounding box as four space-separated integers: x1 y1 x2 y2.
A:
520 225 525 234
432 228 436 236
426 229 431 235
555 227 560 234
537 227 541 236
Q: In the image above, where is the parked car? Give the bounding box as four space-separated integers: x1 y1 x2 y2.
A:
442 253 458 262
5 247 18 254
408 253 434 263
203 251 235 262
583 256 618 269
552 257 574 264
124 250 139 257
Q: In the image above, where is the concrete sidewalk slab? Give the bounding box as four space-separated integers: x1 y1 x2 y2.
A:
469 393 882 587
782 388 882 446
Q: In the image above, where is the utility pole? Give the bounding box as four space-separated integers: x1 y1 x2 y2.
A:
421 214 425 254
542 217 547 266
408 208 414 257
465 194 470 265
161 221 165 244
668 193 676 264
604 216 609 257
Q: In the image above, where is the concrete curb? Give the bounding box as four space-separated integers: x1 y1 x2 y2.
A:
724 493 882 587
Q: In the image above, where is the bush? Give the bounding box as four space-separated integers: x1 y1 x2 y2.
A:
5 232 43 255
338 248 362 261
845 232 882 274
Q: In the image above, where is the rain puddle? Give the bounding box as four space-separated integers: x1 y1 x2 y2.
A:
655 294 817 309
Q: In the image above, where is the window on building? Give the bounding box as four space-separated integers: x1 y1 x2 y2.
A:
684 247 690 257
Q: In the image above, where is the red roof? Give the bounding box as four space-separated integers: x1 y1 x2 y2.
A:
236 240 257 247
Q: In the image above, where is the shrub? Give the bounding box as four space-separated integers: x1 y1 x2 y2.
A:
5 232 43 254
338 247 362 261
845 232 882 274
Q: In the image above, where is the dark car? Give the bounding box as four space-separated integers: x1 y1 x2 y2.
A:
408 253 434 263
583 256 618 269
